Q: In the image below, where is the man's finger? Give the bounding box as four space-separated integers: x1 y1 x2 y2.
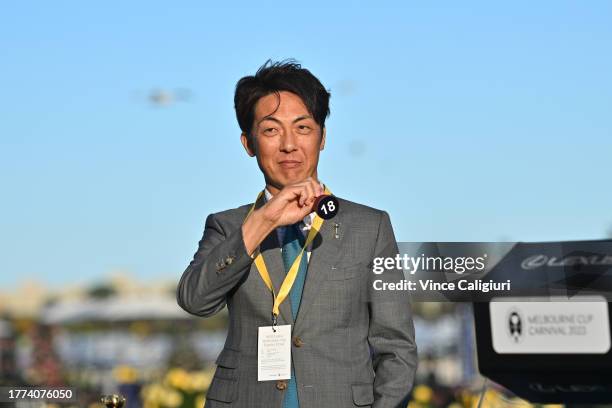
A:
303 182 316 204
298 186 309 207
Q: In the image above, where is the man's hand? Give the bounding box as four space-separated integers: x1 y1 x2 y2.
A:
260 178 323 228
242 178 323 255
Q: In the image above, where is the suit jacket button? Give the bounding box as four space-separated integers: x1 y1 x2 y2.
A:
276 380 287 390
292 336 304 348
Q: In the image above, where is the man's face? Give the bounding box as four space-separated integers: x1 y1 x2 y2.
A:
241 91 326 193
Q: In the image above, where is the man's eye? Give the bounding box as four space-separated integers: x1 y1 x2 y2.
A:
297 125 311 133
264 128 278 134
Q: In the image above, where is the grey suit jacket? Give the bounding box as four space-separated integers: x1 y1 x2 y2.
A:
177 195 418 408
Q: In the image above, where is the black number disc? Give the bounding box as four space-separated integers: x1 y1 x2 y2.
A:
315 195 339 220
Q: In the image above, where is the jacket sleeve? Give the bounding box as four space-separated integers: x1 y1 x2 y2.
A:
176 212 254 317
368 211 418 408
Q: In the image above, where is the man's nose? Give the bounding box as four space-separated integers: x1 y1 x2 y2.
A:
280 129 298 152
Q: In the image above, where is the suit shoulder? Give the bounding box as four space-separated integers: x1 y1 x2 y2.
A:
207 203 253 227
212 202 252 217
336 197 388 221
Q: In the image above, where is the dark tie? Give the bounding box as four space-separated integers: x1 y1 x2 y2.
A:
281 222 308 408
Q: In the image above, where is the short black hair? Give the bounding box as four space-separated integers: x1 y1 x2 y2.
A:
234 59 331 142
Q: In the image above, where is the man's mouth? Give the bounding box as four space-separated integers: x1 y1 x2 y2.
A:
279 160 302 169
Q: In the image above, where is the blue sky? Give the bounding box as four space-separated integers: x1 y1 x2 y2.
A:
1 2 611 289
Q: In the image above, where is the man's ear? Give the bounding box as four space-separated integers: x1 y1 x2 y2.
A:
240 132 256 157
319 127 326 151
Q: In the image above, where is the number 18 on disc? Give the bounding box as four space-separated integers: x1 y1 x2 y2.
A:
315 195 339 220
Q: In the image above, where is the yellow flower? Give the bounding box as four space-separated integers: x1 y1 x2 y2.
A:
141 383 168 404
413 384 433 404
113 364 138 383
166 368 190 390
189 371 210 391
163 390 183 407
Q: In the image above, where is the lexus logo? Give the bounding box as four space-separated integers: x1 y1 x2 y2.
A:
521 255 549 270
521 254 612 270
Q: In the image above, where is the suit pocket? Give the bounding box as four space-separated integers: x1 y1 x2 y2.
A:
324 265 365 327
208 348 240 403
351 383 374 406
327 264 363 281
206 377 238 403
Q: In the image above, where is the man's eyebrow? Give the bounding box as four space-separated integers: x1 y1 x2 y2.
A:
292 115 312 123
257 115 313 126
257 116 281 126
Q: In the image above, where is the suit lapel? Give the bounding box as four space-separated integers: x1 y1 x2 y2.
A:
294 208 345 333
253 193 294 326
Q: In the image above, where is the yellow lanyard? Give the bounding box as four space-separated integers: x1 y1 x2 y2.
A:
245 186 332 325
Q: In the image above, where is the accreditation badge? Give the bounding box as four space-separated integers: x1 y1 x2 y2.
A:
257 324 292 381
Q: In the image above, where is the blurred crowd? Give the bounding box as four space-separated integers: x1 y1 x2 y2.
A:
0 286 563 408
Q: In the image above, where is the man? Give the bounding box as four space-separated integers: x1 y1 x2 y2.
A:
177 60 417 408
